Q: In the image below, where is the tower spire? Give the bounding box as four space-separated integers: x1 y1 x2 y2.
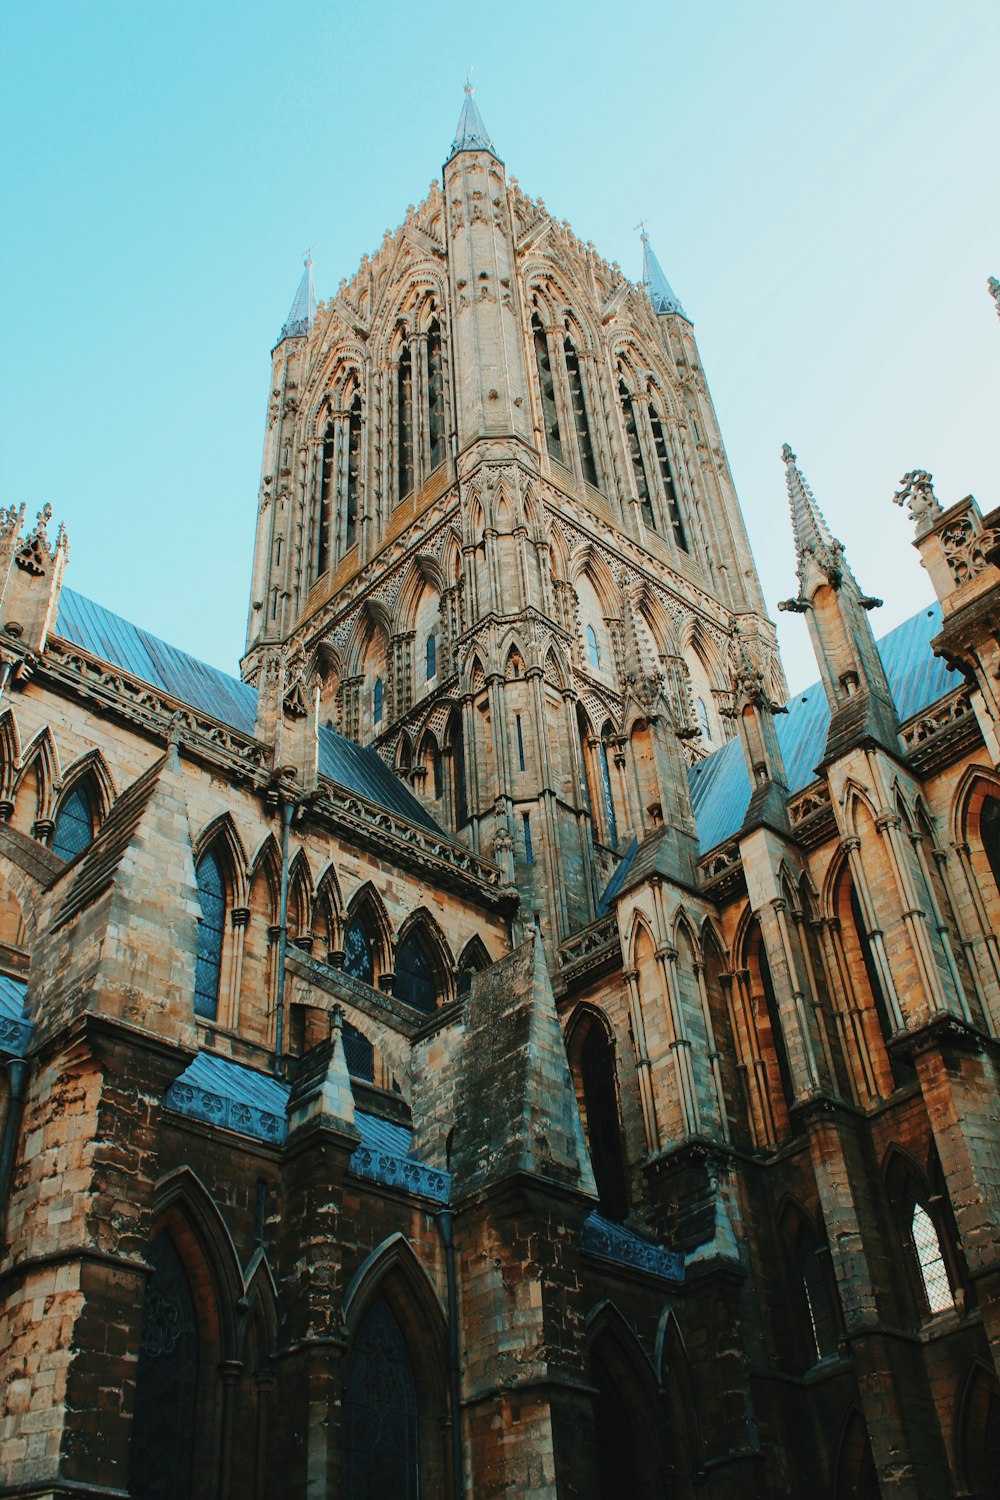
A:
638 226 687 318
278 251 317 344
447 76 499 162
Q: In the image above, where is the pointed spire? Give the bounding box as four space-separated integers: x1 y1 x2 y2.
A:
278 252 317 343
638 227 687 318
447 75 499 162
782 442 843 593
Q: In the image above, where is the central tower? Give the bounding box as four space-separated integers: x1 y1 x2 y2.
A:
243 86 782 949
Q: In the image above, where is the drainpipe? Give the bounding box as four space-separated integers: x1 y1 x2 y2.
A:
0 1056 29 1230
436 1207 465 1498
273 798 293 1078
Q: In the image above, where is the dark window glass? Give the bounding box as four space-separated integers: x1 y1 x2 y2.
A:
452 721 467 828
395 930 437 1013
758 938 795 1115
343 1020 375 1082
581 1024 629 1220
983 796 1000 895
343 913 375 985
564 339 599 487
317 421 334 580
648 407 687 551
194 849 225 1020
515 714 525 771
128 1234 197 1500
522 811 534 864
849 885 913 1086
620 382 654 530
373 677 384 725
426 632 437 680
345 393 361 549
432 749 443 800
589 1344 656 1499
345 1297 419 1500
532 315 563 463
397 346 414 500
427 320 445 471
599 737 618 849
52 781 94 860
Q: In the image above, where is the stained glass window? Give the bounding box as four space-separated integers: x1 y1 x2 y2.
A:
395 931 436 1013
345 1298 419 1500
194 849 225 1020
52 781 95 861
343 914 375 986
912 1203 954 1315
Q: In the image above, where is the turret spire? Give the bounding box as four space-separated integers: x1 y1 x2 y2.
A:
278 252 317 343
447 76 499 162
782 442 843 593
638 226 687 318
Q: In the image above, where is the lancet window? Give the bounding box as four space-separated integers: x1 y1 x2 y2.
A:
564 337 599 487
620 382 654 530
51 780 95 861
343 912 375 986
648 406 688 551
194 848 226 1021
394 303 448 507
397 344 414 501
911 1203 954 1315
427 319 445 472
344 1298 419 1500
395 929 437 1013
532 314 563 464
313 384 361 583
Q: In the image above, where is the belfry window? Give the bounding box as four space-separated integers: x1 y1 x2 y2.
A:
586 624 601 671
427 319 445 472
373 677 384 726
648 406 687 551
911 1203 954 1315
52 781 95 861
532 314 563 464
564 338 599 487
194 848 226 1020
316 421 335 580
620 383 654 530
397 344 414 501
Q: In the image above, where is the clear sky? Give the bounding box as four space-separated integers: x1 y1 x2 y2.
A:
1 0 997 694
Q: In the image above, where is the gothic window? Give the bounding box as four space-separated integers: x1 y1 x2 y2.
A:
588 1333 660 1500
397 344 414 501
911 1203 955 1315
982 795 1000 895
373 676 384 725
194 848 226 1021
344 1297 419 1500
342 1019 375 1082
696 697 711 742
51 780 95 860
515 713 526 771
532 314 563 464
586 624 601 671
522 811 534 864
648 407 687 551
127 1233 198 1500
848 885 912 1086
427 319 445 472
786 1213 840 1367
316 420 335 580
599 730 618 849
343 912 375 986
456 939 489 998
574 1016 629 1220
451 715 468 828
395 929 437 1013
757 934 795 1119
620 382 654 530
345 392 361 550
425 631 437 681
564 338 599 487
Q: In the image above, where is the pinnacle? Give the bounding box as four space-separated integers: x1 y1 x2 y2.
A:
639 228 687 318
447 78 499 163
782 442 843 589
278 252 318 344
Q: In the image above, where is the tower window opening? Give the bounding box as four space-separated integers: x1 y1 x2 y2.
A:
522 811 534 864
397 344 414 501
564 338 599 488
426 631 437 680
316 421 335 579
345 392 361 549
515 714 525 771
586 624 601 671
649 407 687 551
532 315 563 464
696 696 711 742
620 383 654 530
427 319 445 472
373 676 384 725
911 1203 954 1315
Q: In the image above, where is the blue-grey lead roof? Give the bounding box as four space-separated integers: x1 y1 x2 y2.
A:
53 587 446 835
687 603 952 854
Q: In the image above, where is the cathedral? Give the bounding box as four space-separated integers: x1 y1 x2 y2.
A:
2 85 1000 1499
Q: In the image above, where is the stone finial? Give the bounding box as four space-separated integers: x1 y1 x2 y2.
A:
988 276 1000 320
892 470 942 532
782 443 842 590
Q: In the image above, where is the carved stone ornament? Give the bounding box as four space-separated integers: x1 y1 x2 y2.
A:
939 517 998 587
892 470 942 531
15 505 53 576
989 276 1000 320
282 678 310 720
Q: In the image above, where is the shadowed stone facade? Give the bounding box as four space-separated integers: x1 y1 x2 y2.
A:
1 89 1000 1499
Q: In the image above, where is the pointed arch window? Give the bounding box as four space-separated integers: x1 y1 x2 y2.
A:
343 912 375 986
427 318 445 472
696 697 711 743
395 929 437 1013
194 848 226 1020
532 314 563 463
599 727 618 849
911 1202 954 1315
620 382 654 530
373 676 384 726
648 407 687 551
425 631 437 681
451 716 468 828
576 1019 629 1220
397 344 414 501
432 748 443 800
345 1297 419 1500
586 624 601 671
345 392 361 550
52 781 95 861
316 420 335 580
127 1233 198 1500
564 338 599 487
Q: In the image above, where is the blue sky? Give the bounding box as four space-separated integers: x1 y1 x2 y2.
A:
1 0 997 693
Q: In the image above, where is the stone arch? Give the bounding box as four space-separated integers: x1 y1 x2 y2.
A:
344 879 394 981
151 1166 243 1359
655 1308 704 1495
394 906 454 1011
193 814 249 910
565 1003 629 1220
586 1301 666 1498
312 862 345 957
0 706 21 812
778 1196 841 1368
55 746 116 824
455 934 491 997
882 1141 960 1323
248 833 281 917
12 724 59 834
832 1407 879 1500
287 848 314 945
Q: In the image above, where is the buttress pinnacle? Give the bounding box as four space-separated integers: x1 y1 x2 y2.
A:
781 442 843 594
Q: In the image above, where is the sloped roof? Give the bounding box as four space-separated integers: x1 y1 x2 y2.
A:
688 603 951 853
53 587 445 835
